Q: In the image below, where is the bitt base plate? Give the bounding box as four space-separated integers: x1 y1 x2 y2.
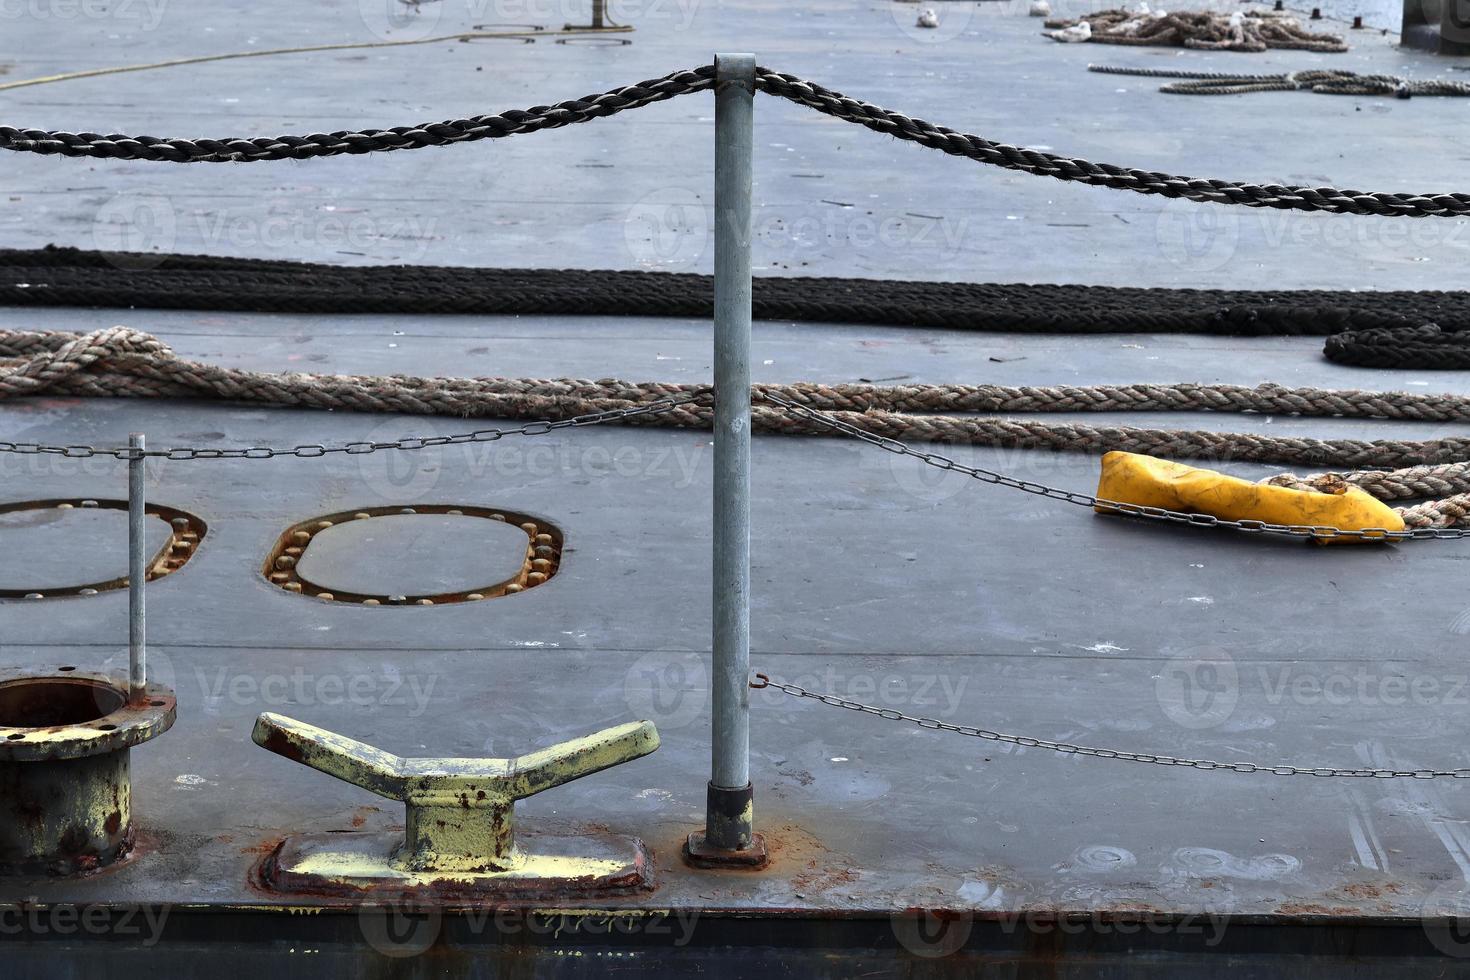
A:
259 830 654 900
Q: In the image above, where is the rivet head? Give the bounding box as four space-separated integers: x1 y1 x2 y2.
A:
520 523 538 536
532 559 552 573
490 513 506 522
363 598 381 606
534 545 555 558
505 583 523 594
466 593 484 601
171 516 189 528
415 598 434 606
353 512 372 521
283 582 302 593
317 592 335 602
56 503 74 510
535 533 553 545
81 500 99 508
24 592 43 599
527 572 547 585
269 572 290 583
316 521 334 530
389 595 407 604
274 555 296 570
291 531 311 545
79 588 98 596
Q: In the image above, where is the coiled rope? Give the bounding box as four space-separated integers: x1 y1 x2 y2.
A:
1044 9 1348 52
5 66 1470 217
5 247 1470 370
3 326 1468 529
1088 64 1470 97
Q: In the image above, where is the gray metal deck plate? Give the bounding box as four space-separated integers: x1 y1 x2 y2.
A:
293 513 531 596
0 507 170 592
2 0 1470 956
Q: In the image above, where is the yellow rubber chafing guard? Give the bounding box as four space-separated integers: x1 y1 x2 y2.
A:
1094 451 1403 544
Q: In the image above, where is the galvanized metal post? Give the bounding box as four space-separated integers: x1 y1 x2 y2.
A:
688 53 766 867
128 433 146 701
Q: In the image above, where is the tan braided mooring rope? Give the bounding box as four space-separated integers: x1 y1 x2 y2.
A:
3 327 1468 528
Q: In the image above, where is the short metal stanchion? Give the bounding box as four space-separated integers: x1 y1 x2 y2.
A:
687 52 768 869
129 432 146 700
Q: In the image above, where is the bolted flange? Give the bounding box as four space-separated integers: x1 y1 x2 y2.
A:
252 712 661 898
0 668 175 876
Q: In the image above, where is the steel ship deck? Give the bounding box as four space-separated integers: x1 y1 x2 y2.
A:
4 0 1470 974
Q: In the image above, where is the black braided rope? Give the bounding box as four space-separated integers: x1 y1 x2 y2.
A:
4 246 1470 369
0 66 718 162
5 64 1470 217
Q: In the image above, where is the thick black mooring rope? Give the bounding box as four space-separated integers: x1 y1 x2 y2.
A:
2 246 1468 369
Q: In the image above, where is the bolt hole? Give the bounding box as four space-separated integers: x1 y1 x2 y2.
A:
58 666 76 672
150 700 166 707
6 733 23 741
96 724 117 731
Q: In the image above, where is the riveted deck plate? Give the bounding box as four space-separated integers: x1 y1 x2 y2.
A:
295 513 530 597
263 505 563 604
0 500 205 598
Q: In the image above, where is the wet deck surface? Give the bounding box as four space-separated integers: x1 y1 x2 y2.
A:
3 0 1470 965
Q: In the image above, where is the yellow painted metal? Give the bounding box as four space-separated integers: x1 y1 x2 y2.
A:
252 713 659 875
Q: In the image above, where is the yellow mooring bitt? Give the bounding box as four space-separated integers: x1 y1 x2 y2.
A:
251 712 661 897
1095 451 1405 544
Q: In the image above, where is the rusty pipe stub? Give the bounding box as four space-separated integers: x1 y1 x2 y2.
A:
0 668 176 876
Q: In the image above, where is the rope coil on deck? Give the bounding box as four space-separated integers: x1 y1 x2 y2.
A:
3 326 1470 535
5 66 1470 217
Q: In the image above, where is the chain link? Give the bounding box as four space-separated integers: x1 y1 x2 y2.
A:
751 674 1470 779
0 396 702 461
760 392 1470 542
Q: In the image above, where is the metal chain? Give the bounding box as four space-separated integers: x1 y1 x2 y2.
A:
0 395 701 461
760 392 1470 541
751 674 1470 779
